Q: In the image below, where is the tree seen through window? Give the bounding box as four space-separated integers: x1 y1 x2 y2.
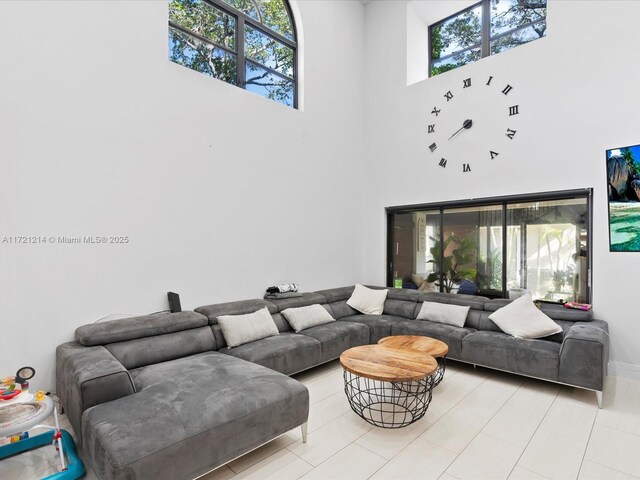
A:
169 0 297 108
430 0 547 77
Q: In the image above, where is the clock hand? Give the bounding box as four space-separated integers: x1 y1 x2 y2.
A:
447 119 473 140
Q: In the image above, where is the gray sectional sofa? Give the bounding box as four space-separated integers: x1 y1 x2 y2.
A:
56 286 609 480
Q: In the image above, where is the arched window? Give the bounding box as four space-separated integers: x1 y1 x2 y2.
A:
169 0 298 108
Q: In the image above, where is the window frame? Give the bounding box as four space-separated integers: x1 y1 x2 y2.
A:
386 188 593 302
428 0 546 78
169 0 298 108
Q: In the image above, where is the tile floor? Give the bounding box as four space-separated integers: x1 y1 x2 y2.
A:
3 360 640 480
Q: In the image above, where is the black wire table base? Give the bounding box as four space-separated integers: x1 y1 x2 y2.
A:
343 370 434 428
432 356 446 388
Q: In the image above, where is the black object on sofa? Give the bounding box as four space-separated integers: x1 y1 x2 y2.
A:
56 286 609 480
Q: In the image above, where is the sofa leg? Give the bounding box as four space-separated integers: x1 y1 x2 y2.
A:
596 390 603 409
301 422 308 443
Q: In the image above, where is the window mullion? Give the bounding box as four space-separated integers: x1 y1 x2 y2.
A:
237 17 246 88
245 58 294 82
169 22 236 56
490 19 546 42
208 0 296 49
481 0 491 58
434 43 482 63
501 203 508 298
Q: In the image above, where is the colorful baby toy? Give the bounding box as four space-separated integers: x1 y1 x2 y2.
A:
0 366 85 479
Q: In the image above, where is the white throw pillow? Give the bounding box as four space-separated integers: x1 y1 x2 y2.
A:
217 307 279 348
416 301 470 328
488 293 563 339
347 284 388 315
282 304 336 333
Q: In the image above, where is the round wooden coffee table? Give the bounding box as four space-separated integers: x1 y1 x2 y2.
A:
378 336 449 387
340 345 437 428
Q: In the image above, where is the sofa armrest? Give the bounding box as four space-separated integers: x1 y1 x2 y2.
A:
56 342 136 444
558 320 609 391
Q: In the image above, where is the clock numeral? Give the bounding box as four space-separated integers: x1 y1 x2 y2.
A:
428 124 435 133
463 163 471 173
490 151 499 159
463 78 471 88
431 107 441 117
444 90 454 102
439 158 447 168
486 76 493 86
506 128 517 140
509 105 519 116
429 142 437 153
502 84 513 95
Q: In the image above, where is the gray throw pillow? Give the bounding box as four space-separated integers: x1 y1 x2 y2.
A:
416 301 470 328
282 304 336 332
217 307 279 348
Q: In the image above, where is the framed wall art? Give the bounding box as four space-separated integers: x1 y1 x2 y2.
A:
606 143 640 251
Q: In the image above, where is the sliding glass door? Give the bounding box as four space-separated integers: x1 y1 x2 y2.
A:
387 190 591 303
442 205 503 295
389 210 440 289
506 198 589 303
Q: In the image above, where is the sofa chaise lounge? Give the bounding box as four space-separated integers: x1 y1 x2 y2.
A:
56 285 609 480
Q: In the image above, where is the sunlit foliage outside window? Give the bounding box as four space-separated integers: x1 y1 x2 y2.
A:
430 0 547 77
169 0 297 108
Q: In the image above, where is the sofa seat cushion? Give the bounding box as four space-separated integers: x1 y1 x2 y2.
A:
84 352 308 480
338 314 403 343
462 331 560 381
390 319 475 359
105 326 216 370
299 321 369 363
221 332 322 375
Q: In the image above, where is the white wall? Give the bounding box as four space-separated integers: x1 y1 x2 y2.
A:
4 0 639 392
363 0 640 376
0 0 366 391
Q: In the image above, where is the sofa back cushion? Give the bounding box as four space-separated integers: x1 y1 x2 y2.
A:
326 300 358 319
315 286 355 303
267 292 328 312
271 313 294 333
383 299 420 318
105 326 216 370
484 299 594 322
464 310 502 332
75 311 209 347
195 299 277 325
420 292 489 310
385 288 424 302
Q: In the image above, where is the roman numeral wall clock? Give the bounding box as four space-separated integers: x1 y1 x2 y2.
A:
426 75 521 174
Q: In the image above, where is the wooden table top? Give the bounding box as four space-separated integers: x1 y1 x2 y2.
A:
340 345 437 382
378 335 449 358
